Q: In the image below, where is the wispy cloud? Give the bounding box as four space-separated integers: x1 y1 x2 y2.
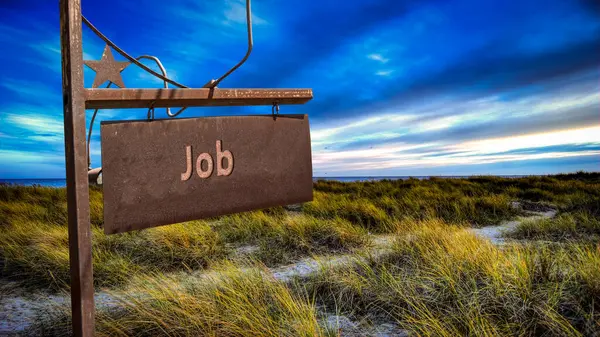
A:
0 149 64 164
310 75 599 152
368 53 390 63
222 0 268 26
375 70 394 76
4 113 64 135
453 127 600 156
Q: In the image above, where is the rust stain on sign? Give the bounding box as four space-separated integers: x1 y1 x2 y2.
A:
85 88 313 109
100 115 313 234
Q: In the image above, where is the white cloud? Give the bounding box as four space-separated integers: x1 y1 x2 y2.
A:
131 67 180 87
0 149 64 165
453 126 600 155
222 0 268 26
367 53 390 63
29 135 64 143
414 115 462 132
23 38 64 74
375 70 394 76
314 144 600 174
5 113 64 135
310 80 600 153
308 77 600 174
529 91 599 115
170 0 267 29
94 109 120 119
310 114 418 149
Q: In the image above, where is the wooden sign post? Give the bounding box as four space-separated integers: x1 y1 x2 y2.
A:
59 0 313 335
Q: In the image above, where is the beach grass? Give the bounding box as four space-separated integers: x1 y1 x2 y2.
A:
27 219 600 336
1 172 600 336
31 263 328 337
505 209 600 242
302 220 600 336
0 185 368 290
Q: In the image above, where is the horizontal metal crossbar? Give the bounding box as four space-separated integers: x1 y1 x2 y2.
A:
84 88 313 109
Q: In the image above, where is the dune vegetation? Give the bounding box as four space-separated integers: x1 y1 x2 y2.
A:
1 172 599 336
505 210 600 242
304 220 600 336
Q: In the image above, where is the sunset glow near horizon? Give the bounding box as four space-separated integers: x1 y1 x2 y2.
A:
0 0 598 178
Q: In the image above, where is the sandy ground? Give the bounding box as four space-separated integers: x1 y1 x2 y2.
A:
272 234 395 282
321 313 409 337
470 209 556 244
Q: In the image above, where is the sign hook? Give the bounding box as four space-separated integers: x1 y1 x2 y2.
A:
147 101 156 121
272 102 280 120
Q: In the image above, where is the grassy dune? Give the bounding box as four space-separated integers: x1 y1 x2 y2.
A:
305 220 600 336
0 185 368 290
506 210 600 242
1 172 599 336
32 264 328 337
30 220 600 336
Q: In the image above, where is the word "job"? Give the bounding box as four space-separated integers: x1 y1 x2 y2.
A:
181 140 234 180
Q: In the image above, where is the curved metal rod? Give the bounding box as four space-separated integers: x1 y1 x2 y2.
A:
136 55 187 117
203 0 253 88
83 0 253 89
82 15 188 88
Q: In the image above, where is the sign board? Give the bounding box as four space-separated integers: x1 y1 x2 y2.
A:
101 114 313 234
61 0 312 333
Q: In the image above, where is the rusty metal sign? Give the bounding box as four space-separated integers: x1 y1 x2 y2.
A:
101 115 313 234
61 0 313 333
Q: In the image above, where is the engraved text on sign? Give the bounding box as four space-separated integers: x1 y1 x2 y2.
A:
181 141 234 181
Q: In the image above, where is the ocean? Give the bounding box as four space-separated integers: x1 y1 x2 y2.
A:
0 179 69 188
0 176 528 187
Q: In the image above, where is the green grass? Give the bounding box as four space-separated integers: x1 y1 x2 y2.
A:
214 211 369 266
303 192 394 232
506 210 600 242
311 178 519 227
313 172 600 214
0 184 368 290
0 217 226 289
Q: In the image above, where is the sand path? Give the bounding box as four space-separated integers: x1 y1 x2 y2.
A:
470 209 556 244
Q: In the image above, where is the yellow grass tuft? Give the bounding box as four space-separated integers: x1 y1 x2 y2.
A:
33 263 326 337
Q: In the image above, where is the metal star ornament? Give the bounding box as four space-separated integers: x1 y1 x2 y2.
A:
84 45 130 88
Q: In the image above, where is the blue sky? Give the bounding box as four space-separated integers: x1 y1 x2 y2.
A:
0 0 598 178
